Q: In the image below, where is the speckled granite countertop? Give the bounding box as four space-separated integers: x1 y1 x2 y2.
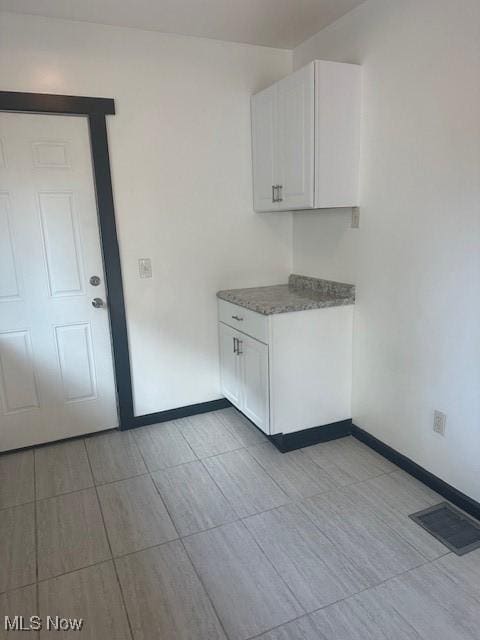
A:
217 274 355 315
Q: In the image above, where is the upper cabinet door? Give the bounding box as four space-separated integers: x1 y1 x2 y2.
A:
277 63 315 210
251 84 279 212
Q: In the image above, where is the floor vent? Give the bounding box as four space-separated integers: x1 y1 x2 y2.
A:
410 502 480 556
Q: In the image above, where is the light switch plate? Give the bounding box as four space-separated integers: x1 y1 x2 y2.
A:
138 258 152 278
433 410 446 436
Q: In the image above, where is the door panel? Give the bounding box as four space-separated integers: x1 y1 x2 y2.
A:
39 192 85 297
0 113 118 451
0 330 39 414
0 139 6 168
32 141 69 169
219 322 242 408
240 334 269 434
251 85 278 212
277 63 315 210
55 323 97 403
0 193 20 300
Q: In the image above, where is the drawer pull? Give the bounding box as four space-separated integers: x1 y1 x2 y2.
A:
232 315 244 321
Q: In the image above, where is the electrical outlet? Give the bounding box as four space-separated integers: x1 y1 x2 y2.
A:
351 207 360 228
433 410 446 436
138 258 152 279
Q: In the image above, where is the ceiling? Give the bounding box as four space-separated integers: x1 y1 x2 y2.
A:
0 0 365 49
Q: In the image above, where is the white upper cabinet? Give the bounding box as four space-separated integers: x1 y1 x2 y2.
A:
251 60 361 212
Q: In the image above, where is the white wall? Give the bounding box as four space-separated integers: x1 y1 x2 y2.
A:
0 12 292 416
294 0 480 500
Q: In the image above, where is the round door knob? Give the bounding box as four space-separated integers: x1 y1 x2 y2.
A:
91 297 105 309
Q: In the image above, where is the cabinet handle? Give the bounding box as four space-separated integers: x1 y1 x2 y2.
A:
277 185 283 202
237 339 243 355
233 337 238 354
231 315 244 321
272 185 282 202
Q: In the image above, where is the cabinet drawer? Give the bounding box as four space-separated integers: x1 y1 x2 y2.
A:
218 299 269 344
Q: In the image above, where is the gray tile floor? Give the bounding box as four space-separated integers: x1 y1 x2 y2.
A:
1 407 480 639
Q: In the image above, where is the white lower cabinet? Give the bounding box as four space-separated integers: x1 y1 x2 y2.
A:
219 322 269 433
218 300 353 436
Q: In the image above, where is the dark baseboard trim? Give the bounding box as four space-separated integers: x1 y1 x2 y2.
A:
351 424 480 522
128 398 232 430
0 427 118 457
270 419 352 453
0 398 232 455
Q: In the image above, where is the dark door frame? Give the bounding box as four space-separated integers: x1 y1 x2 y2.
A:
0 90 136 428
0 90 229 432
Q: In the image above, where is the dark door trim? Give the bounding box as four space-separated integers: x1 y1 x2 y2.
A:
0 91 116 116
0 90 230 432
0 91 136 426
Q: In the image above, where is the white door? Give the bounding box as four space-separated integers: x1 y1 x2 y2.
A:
277 63 315 210
239 334 269 433
219 322 242 407
251 84 279 212
0 113 118 451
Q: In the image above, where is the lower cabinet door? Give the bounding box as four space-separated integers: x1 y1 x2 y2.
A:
219 322 242 407
239 334 270 434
